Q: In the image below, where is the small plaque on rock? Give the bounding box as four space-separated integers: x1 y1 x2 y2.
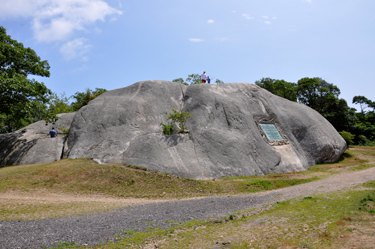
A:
259 123 284 141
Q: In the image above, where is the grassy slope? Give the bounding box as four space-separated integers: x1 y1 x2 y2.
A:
0 159 318 200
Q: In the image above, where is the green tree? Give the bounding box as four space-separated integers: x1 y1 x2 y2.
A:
0 26 56 133
172 78 188 86
185 73 201 85
48 92 73 114
339 131 355 146
215 79 224 85
353 95 370 114
296 77 340 114
166 108 194 133
255 77 297 101
352 96 375 144
70 88 107 111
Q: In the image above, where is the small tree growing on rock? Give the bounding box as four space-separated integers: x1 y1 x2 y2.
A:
161 108 194 134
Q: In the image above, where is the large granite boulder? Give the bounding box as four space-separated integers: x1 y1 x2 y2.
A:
0 113 75 166
64 80 346 179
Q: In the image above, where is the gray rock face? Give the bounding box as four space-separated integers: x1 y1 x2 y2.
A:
65 80 346 179
0 113 75 166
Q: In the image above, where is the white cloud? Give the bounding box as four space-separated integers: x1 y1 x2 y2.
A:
264 21 271 25
262 16 269 19
272 17 277 19
304 0 313 2
207 19 215 24
0 0 122 42
189 38 204 42
241 14 254 20
60 38 92 60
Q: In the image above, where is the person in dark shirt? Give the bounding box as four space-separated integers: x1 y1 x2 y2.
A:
44 127 58 138
207 76 211 84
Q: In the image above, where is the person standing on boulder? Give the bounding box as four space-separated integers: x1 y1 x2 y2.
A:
207 76 211 84
44 127 58 138
201 71 207 83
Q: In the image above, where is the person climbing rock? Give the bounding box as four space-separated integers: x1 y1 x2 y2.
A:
201 71 207 83
44 127 58 138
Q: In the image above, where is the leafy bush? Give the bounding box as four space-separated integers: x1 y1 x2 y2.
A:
160 122 174 135
161 108 194 134
357 135 370 146
339 131 355 146
166 108 194 133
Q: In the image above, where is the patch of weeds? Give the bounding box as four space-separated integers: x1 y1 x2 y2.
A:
58 124 70 138
160 122 174 135
51 242 76 248
358 193 375 214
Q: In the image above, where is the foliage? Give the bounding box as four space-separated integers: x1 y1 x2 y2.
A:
172 73 224 85
296 77 340 112
58 124 70 138
0 26 57 133
352 95 375 144
339 131 355 146
215 79 224 84
353 95 372 114
165 108 194 132
48 92 73 114
185 73 202 85
255 77 297 101
172 77 188 86
70 88 107 111
160 122 174 135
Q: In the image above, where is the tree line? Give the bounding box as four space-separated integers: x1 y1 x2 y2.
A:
255 77 374 146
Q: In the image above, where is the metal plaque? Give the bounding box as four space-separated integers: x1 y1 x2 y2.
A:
259 123 284 141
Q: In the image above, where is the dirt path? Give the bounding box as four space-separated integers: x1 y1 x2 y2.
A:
1 167 375 249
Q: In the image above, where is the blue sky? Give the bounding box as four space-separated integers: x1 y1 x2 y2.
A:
1 0 375 110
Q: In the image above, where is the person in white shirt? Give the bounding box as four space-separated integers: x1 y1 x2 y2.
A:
201 71 207 83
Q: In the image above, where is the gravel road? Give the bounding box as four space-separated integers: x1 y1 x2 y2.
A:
1 167 375 249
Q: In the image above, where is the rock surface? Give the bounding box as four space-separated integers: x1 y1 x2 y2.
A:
0 113 75 166
63 80 346 179
0 81 346 178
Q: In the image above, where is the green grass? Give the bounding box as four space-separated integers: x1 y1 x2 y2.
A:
0 158 318 199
